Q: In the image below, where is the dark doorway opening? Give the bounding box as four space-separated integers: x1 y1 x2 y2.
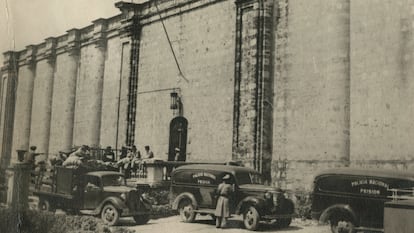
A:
168 116 188 161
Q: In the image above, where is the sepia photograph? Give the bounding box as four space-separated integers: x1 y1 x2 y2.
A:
0 0 413 232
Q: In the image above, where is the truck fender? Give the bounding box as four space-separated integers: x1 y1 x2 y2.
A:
171 192 198 210
319 204 357 224
235 196 265 215
96 197 127 214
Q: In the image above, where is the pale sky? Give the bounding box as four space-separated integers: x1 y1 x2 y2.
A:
0 0 133 66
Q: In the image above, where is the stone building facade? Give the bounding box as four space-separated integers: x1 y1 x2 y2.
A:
2 0 414 190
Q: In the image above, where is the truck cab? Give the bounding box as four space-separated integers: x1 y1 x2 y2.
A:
34 167 151 226
170 164 295 231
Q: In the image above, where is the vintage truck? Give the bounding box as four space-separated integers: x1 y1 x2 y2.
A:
33 166 152 226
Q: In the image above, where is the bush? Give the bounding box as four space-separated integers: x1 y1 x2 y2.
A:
294 191 312 220
0 207 134 233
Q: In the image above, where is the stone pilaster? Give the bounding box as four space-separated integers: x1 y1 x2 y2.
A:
0 51 19 170
48 29 80 156
11 45 37 159
116 2 143 147
72 20 108 147
29 37 56 158
233 0 274 180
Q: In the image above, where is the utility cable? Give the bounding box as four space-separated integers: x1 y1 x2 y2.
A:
154 0 189 83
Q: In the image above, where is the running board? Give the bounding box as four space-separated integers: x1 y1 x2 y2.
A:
194 209 215 215
354 226 383 232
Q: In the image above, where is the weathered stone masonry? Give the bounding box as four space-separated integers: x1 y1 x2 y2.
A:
3 0 414 190
233 0 274 181
0 52 18 170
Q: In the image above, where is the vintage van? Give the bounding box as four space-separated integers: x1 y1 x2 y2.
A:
170 164 295 231
311 168 414 233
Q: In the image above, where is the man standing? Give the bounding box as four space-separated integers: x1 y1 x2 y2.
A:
174 148 180 161
215 174 234 228
24 146 39 169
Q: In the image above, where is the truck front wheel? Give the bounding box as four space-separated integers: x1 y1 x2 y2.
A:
178 199 196 223
243 206 260 231
101 204 120 226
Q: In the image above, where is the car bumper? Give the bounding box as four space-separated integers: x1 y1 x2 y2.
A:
311 211 322 221
261 213 296 220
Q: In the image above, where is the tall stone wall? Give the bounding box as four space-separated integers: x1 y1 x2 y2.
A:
135 0 236 161
350 0 414 169
3 0 414 191
273 0 351 189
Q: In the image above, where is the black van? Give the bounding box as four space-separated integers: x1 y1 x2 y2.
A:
170 164 295 231
311 168 414 233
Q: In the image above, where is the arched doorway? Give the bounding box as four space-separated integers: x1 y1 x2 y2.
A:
168 116 188 161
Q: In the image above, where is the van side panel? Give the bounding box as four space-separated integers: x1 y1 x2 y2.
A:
312 173 414 229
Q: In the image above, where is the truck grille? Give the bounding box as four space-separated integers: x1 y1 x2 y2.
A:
127 190 140 210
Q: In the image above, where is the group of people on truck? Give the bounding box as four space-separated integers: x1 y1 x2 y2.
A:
116 145 154 178
26 144 156 188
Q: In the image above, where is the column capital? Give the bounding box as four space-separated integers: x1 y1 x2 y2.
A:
18 45 37 68
1 51 19 72
116 2 143 39
36 37 57 64
66 28 81 56
92 18 108 49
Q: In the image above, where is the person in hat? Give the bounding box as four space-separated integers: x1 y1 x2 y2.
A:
215 174 234 228
174 148 180 161
144 145 154 159
103 146 115 162
25 146 39 169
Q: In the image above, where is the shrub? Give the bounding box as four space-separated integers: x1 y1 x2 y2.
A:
294 191 312 220
0 207 134 233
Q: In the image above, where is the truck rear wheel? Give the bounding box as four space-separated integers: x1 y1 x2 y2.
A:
38 199 55 213
133 214 150 225
243 206 260 231
101 204 120 226
330 218 355 233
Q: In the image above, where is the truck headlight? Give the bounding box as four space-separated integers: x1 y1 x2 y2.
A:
273 193 279 206
120 193 126 200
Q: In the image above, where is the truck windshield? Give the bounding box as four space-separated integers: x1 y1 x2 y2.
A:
236 172 263 185
102 175 125 186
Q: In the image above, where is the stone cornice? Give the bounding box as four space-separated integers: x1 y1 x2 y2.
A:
138 0 227 25
235 0 258 6
4 0 230 57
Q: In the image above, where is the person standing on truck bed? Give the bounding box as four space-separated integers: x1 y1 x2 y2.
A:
25 146 39 169
62 145 90 168
103 146 115 162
